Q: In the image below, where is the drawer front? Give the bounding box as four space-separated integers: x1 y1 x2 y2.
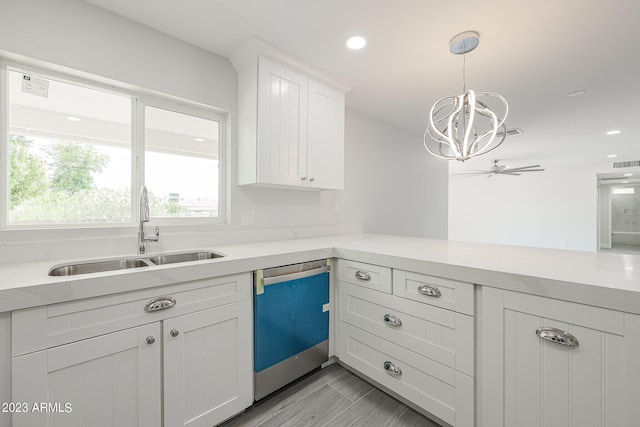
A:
393 270 474 315
338 321 473 427
12 273 251 356
339 282 473 375
338 259 392 293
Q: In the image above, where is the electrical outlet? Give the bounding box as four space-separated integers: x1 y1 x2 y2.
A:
332 201 341 213
240 210 255 226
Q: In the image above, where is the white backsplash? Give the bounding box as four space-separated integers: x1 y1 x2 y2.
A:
0 224 362 265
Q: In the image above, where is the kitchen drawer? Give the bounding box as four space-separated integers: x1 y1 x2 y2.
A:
338 259 391 293
12 273 251 356
393 270 474 315
339 282 473 375
338 321 473 427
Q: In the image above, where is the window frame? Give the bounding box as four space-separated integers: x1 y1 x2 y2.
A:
0 57 229 230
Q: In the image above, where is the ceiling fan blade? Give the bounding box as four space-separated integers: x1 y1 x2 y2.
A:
455 171 491 176
500 172 522 176
504 165 542 171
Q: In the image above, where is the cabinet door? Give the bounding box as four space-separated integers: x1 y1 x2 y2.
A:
482 288 640 427
12 323 161 427
163 300 252 427
307 80 344 190
257 56 308 187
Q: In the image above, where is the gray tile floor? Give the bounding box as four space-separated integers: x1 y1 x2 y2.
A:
220 363 441 427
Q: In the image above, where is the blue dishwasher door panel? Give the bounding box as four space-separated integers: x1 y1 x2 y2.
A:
254 272 329 373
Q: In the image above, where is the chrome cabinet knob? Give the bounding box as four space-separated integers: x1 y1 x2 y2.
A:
355 270 371 281
170 329 180 338
383 314 402 327
418 284 441 298
383 361 402 376
145 296 176 312
146 336 156 345
536 326 579 347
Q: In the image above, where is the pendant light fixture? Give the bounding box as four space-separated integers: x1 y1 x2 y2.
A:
424 31 509 162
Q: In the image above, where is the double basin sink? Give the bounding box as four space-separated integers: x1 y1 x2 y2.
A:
48 251 225 276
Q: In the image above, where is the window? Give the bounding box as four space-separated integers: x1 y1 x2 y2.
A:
144 106 220 218
2 64 226 228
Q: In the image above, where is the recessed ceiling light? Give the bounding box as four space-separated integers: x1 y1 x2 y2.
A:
606 130 621 135
622 180 630 184
194 138 205 142
607 154 618 158
568 90 586 97
624 173 633 177
346 35 367 50
66 116 81 121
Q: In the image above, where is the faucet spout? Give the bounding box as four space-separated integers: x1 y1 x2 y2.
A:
138 186 159 254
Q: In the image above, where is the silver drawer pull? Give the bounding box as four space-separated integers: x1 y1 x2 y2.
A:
146 336 156 345
418 284 441 298
383 361 402 376
170 329 180 338
355 270 371 281
383 314 402 327
536 327 579 347
145 296 176 312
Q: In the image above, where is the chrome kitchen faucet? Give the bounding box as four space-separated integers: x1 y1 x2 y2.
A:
138 185 159 254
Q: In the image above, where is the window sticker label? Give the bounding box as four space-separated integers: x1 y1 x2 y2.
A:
21 75 49 98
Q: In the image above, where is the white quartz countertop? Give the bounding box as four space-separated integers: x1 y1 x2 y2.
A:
1 233 639 314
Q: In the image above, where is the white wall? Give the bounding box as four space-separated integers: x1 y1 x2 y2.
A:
0 0 448 263
449 158 598 251
342 109 448 238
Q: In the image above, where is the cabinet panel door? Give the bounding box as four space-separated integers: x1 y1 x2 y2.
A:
307 80 344 190
482 287 640 427
163 300 252 427
257 56 308 186
12 323 161 427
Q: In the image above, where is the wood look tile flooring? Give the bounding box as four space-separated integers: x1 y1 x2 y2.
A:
220 363 441 427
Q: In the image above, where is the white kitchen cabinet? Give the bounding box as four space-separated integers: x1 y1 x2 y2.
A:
335 260 474 426
306 79 345 190
12 323 162 427
232 38 346 190
255 56 309 187
11 273 253 427
481 287 640 427
164 299 252 427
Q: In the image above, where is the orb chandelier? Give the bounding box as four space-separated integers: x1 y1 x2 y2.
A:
424 31 509 162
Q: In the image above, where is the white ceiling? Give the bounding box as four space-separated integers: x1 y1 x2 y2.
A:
83 0 640 174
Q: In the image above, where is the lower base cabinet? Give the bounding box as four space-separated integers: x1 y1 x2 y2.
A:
482 287 640 427
164 299 252 427
338 321 473 426
12 296 252 427
12 323 162 427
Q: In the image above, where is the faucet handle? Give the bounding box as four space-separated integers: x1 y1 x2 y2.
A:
145 225 160 242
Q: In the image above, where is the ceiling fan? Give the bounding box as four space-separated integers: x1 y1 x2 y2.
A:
458 159 545 177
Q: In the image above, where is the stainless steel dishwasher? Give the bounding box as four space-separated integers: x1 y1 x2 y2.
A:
253 259 330 400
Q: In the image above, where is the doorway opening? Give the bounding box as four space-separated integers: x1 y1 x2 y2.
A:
597 173 640 254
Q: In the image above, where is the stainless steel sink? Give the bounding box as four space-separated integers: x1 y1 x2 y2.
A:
48 251 225 276
49 258 151 276
147 251 224 265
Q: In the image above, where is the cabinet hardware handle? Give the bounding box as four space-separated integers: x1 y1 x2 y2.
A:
536 327 579 347
383 361 402 376
309 177 315 182
170 329 180 338
355 270 371 281
144 296 176 312
146 336 156 345
301 177 307 181
418 284 441 298
383 314 402 327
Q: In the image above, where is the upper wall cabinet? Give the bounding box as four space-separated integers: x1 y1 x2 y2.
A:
231 38 347 190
